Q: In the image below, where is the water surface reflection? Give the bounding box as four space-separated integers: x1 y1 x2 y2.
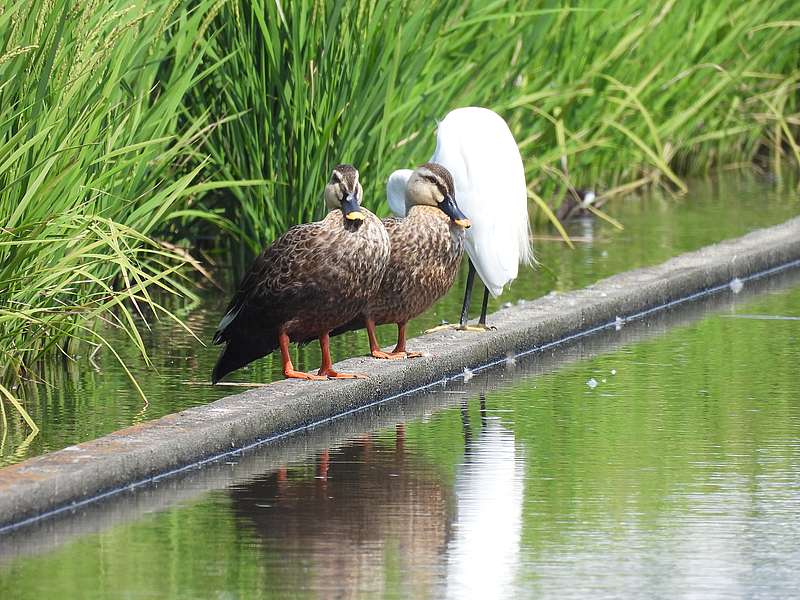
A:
446 398 525 599
1 272 800 599
231 427 453 598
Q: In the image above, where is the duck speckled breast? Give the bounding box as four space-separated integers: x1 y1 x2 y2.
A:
367 205 465 325
240 209 389 340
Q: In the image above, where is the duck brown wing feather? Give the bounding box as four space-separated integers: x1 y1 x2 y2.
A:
213 222 333 345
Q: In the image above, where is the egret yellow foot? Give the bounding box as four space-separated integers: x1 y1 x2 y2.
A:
424 323 456 334
424 323 496 333
456 323 497 332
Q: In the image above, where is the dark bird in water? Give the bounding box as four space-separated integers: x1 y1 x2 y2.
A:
555 188 596 223
332 163 470 358
211 165 390 383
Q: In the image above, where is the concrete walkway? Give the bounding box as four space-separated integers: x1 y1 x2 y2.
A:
1 217 799 532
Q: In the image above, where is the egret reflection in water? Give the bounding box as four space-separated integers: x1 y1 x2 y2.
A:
446 396 525 599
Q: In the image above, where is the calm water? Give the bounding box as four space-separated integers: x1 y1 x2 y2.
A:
1 174 799 466
1 263 799 598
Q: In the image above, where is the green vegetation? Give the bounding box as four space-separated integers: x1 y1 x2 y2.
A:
1 0 799 426
191 0 800 249
0 0 231 425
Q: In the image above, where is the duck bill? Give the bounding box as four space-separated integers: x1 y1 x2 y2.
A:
440 195 471 228
341 193 364 221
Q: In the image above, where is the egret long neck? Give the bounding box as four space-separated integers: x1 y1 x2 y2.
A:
386 169 413 217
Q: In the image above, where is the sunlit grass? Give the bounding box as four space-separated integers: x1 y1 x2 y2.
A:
0 0 227 427
190 0 799 254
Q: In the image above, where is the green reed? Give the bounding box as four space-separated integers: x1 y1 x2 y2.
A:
191 0 799 252
0 0 235 427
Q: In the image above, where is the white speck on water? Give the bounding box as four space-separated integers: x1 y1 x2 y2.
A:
505 353 516 367
615 316 624 331
730 277 744 294
601 378 607 383
503 301 512 308
587 378 598 389
463 367 474 382
601 250 609 258
611 369 617 375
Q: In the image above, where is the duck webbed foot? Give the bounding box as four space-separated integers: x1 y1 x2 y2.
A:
371 349 423 359
368 322 422 359
371 349 407 360
284 369 328 381
318 368 368 379
279 332 328 381
318 332 367 379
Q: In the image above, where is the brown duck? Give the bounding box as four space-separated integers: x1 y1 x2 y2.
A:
333 163 470 358
211 165 390 382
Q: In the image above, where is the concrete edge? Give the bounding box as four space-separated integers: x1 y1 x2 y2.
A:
1 216 799 531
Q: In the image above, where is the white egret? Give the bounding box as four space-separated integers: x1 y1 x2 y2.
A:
387 107 533 330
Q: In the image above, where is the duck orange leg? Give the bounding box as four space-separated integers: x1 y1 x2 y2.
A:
367 319 404 360
318 332 367 379
369 320 421 359
390 322 423 358
279 331 326 381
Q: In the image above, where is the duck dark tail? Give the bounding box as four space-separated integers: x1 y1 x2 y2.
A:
211 337 277 384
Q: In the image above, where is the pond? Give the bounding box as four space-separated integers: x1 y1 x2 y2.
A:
1 173 798 466
1 251 799 598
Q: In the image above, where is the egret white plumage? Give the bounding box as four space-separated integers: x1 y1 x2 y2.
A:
387 107 532 329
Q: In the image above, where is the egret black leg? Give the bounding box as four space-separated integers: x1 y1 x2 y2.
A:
459 260 476 328
478 285 490 326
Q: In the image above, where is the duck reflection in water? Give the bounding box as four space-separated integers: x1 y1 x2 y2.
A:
230 394 525 598
230 425 454 598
